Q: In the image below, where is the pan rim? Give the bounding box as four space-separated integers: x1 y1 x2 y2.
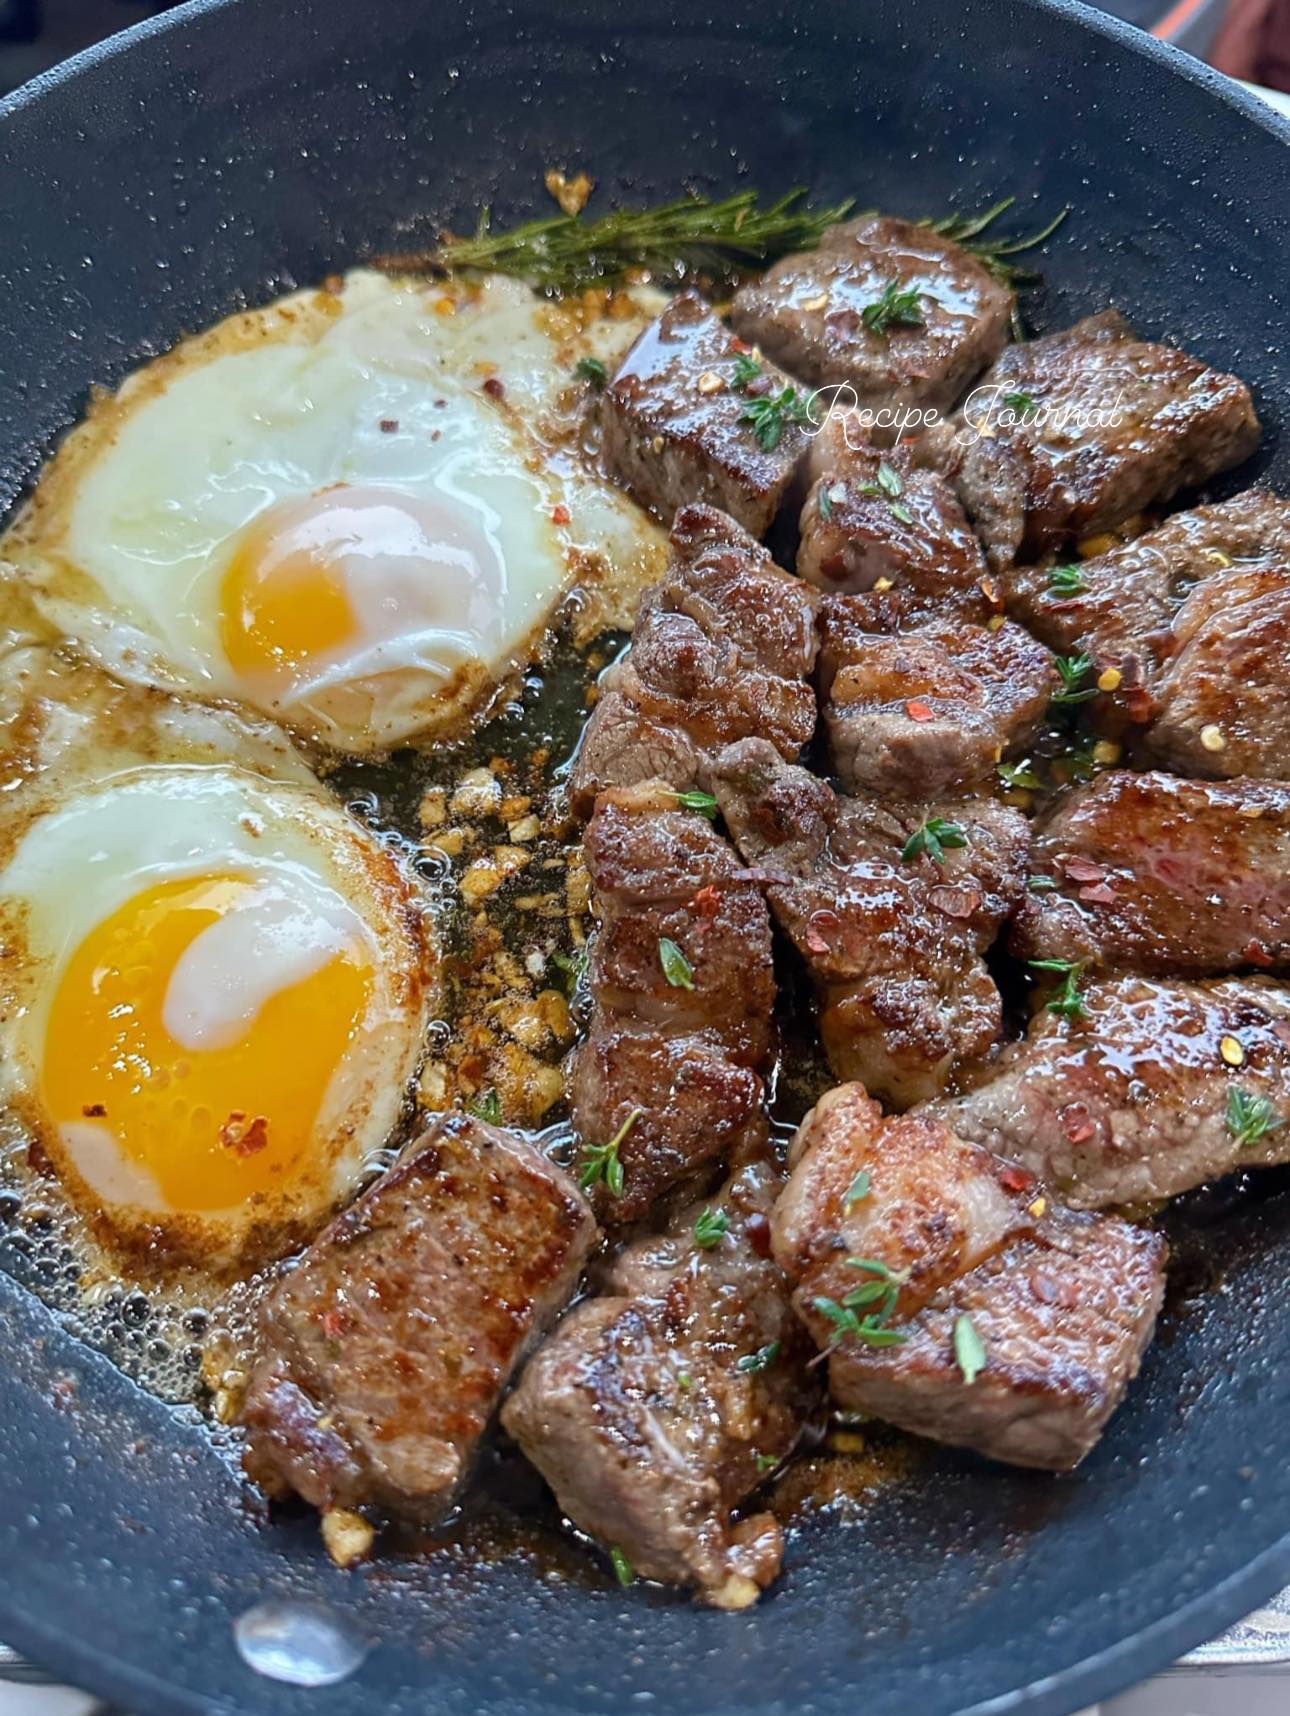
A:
1 0 1290 1711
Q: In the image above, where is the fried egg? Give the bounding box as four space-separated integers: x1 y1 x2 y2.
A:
2 270 666 754
0 760 433 1269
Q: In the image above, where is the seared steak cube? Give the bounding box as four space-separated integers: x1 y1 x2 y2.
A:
1003 492 1290 732
1146 565 1290 778
935 975 1290 1208
570 783 776 1221
731 215 1014 417
240 1115 596 1524
502 1156 815 1607
937 311 1261 568
711 738 1029 1106
817 594 1055 797
602 291 810 535
773 1083 1166 1470
1013 770 1290 975
570 504 817 815
797 427 991 610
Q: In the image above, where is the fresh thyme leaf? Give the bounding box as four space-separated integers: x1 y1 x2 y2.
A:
890 500 915 526
845 1256 910 1285
901 816 968 865
739 384 812 452
736 1340 781 1375
667 788 719 820
1052 651 1097 706
678 1370 694 1390
610 1546 635 1587
755 1452 780 1473
861 281 926 336
844 1169 872 1207
1028 958 1089 1022
1003 390 1037 415
575 355 608 389
1225 1085 1286 1150
420 188 855 293
732 351 763 389
1049 563 1087 597
659 936 696 989
550 947 588 995
818 483 835 521
578 1109 642 1197
954 1313 987 1385
1027 874 1057 892
694 1205 731 1249
470 1088 501 1124
876 460 904 498
997 759 1042 791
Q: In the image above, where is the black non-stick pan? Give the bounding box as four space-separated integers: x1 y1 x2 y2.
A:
2 1 1290 1711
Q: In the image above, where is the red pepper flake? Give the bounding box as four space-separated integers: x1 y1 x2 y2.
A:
1246 939 1275 967
804 909 840 956
82 1102 107 1118
928 884 982 921
729 335 753 354
905 699 935 723
220 1111 270 1157
1060 1103 1097 1145
320 1308 349 1340
1079 882 1118 904
689 884 722 918
1064 857 1106 883
482 376 506 401
745 1211 773 1259
551 503 571 526
379 417 400 433
998 1164 1035 1195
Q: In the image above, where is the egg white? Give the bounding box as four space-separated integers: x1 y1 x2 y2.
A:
2 270 667 754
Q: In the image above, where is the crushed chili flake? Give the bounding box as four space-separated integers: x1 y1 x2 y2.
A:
998 1163 1035 1194
379 418 400 433
320 1308 349 1340
1060 1103 1097 1145
482 377 507 401
551 503 572 525
82 1102 107 1118
729 335 754 354
928 883 982 920
220 1111 270 1157
1246 940 1275 967
905 699 935 722
1064 857 1106 883
1079 882 1118 904
804 909 840 956
689 883 722 917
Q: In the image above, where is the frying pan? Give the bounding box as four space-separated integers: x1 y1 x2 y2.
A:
2 0 1289 1710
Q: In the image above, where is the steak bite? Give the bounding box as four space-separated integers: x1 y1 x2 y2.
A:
935 311 1261 569
502 1155 815 1608
773 1083 1166 1470
797 425 991 608
710 738 1030 1106
817 595 1055 797
1013 770 1290 975
1146 565 1290 779
1003 492 1290 726
730 215 1014 417
570 783 776 1221
239 1115 597 1525
601 291 810 535
935 974 1290 1208
570 504 817 815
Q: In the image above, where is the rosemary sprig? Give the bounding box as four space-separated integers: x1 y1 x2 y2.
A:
1049 563 1087 598
924 198 1069 338
422 188 855 292
694 1206 730 1250
1052 651 1097 707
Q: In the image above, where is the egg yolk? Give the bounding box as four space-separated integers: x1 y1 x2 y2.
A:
40 873 373 1215
220 483 503 692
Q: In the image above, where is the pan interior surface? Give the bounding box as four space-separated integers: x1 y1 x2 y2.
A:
1 2 1289 1713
